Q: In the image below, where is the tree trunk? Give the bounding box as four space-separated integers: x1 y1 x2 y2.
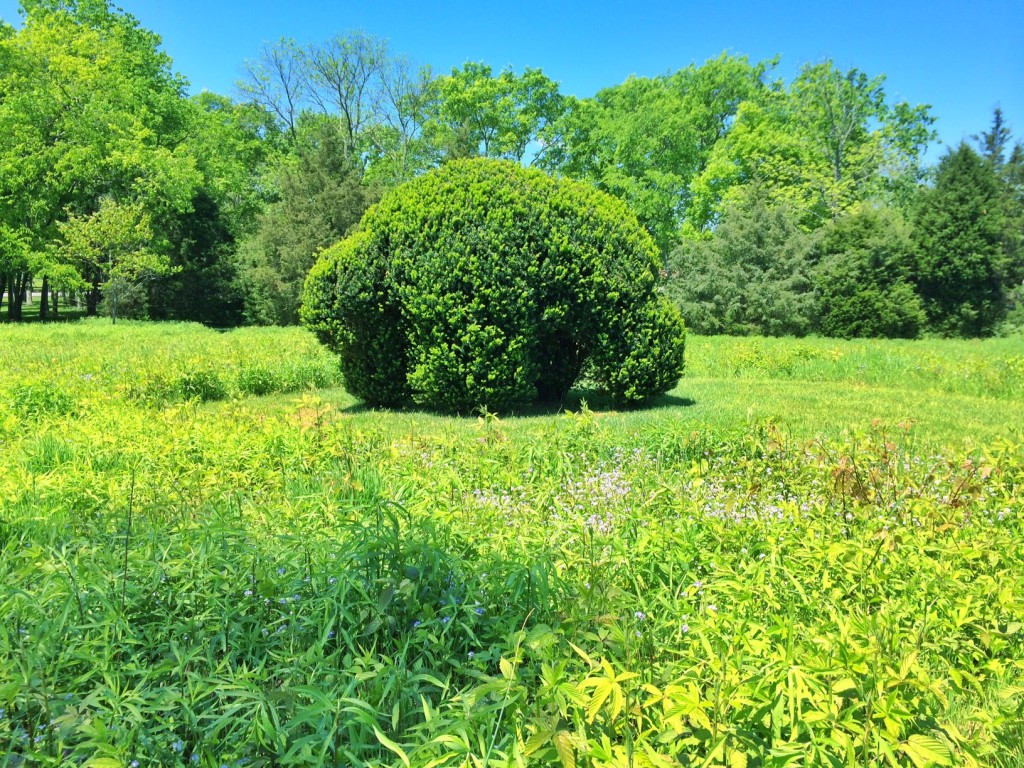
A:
86 281 101 316
0 272 7 316
40 275 49 321
53 287 59 318
7 273 25 321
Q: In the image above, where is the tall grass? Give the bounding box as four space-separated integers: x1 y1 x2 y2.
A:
0 320 341 413
687 334 1024 400
1 324 1022 767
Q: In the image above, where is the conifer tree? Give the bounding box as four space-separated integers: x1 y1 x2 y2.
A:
913 143 1007 336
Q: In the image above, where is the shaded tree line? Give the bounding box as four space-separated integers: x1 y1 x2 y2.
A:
1 0 1021 337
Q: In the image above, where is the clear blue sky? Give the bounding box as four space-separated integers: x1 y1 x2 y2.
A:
2 0 1021 161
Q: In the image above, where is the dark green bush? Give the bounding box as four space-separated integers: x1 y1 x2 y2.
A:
302 158 685 412
812 206 926 339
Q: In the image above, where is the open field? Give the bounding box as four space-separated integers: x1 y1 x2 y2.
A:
1 322 1022 767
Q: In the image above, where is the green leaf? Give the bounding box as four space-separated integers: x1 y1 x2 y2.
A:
374 727 411 768
554 730 576 768
899 734 953 767
499 657 515 680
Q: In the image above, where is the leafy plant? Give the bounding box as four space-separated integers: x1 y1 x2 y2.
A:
303 158 685 412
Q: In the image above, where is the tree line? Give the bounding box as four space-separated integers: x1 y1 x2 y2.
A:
1 0 1021 336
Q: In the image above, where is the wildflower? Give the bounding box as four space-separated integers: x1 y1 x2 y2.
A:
243 589 253 597
172 739 184 753
693 580 703 589
474 607 485 616
327 630 335 639
413 620 422 628
328 577 337 585
707 605 717 612
442 616 451 624
277 567 286 576
681 623 690 633
634 611 646 621
130 762 140 768
191 756 200 764
468 651 475 659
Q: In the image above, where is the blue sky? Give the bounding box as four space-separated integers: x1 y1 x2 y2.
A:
2 0 1021 161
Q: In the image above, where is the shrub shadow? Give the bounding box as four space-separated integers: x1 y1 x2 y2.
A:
337 388 695 418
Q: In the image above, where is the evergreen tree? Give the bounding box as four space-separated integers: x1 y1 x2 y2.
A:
666 184 815 336
997 137 1024 327
974 107 1012 168
813 206 925 339
234 117 380 325
913 143 1008 336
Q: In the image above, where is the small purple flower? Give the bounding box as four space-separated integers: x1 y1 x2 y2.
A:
634 611 646 621
277 567 286 576
474 607 485 616
243 589 253 597
172 739 184 753
413 620 422 628
681 623 690 633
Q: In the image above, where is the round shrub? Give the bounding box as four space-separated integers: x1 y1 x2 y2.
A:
302 158 685 412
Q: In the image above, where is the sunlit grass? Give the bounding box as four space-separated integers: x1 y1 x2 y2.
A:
1 324 1022 766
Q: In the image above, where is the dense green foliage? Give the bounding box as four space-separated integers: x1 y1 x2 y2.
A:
537 54 772 254
666 187 816 336
0 3 274 324
913 143 1012 337
686 61 934 233
2 3 1022 338
2 324 1023 766
235 119 381 326
812 206 926 339
303 159 685 411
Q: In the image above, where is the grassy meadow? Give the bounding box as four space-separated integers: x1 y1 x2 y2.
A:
1 321 1022 767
